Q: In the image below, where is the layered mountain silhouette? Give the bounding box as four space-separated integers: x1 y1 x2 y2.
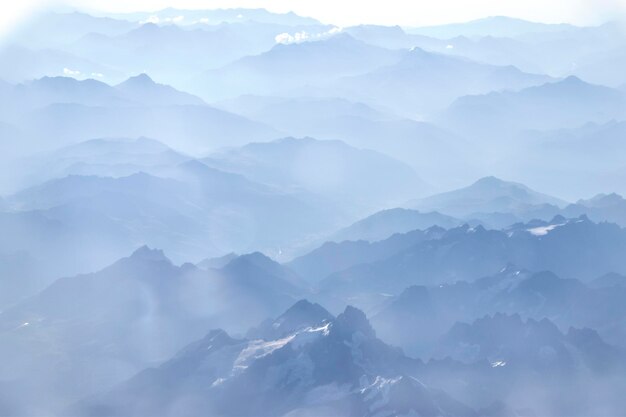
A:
70 301 475 417
0 248 308 414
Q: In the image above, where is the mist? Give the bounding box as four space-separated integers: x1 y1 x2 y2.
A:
1 1 626 416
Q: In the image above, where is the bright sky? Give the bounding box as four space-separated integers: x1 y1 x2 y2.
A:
2 0 626 35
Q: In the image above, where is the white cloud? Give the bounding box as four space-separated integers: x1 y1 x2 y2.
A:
63 67 81 77
275 26 342 45
140 15 160 24
139 14 184 24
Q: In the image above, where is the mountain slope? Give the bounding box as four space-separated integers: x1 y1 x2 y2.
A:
324 47 551 117
203 137 427 214
442 76 626 136
192 34 403 100
0 248 309 414
330 208 462 242
72 301 475 417
407 176 565 219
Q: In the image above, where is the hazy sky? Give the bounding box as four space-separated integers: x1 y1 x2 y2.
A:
2 0 626 36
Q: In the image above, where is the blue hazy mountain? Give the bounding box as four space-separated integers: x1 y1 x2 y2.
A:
108 7 321 26
3 162 341 280
407 176 565 221
0 44 121 84
373 266 626 354
2 6 626 417
407 16 578 38
503 121 626 199
312 216 626 303
442 76 626 137
7 11 138 48
563 193 626 226
65 21 334 85
213 95 476 190
0 75 279 154
425 314 626 416
289 226 445 286
323 46 552 117
329 208 461 242
0 248 309 414
71 301 476 417
10 137 189 190
192 34 403 100
202 137 427 214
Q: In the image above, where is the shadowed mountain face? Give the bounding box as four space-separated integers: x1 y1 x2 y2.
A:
408 176 566 219
191 34 404 101
0 160 343 294
0 248 309 414
322 47 552 118
3 6 626 417
441 76 626 138
0 75 280 156
372 266 626 356
297 216 626 308
203 137 427 214
329 208 462 243
70 301 477 417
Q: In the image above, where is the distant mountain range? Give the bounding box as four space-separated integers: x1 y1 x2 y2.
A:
303 216 626 307
70 300 475 417
0 75 279 155
329 208 461 242
0 248 308 414
202 137 427 215
442 76 626 137
407 176 566 221
406 16 579 38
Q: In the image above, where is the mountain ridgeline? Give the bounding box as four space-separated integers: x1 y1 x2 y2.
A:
1 5 626 417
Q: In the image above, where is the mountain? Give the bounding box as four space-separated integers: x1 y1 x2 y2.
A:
0 39 121 85
591 272 626 289
344 24 442 50
371 264 626 356
425 314 626 416
7 11 138 49
0 76 279 154
115 73 205 105
19 101 279 154
330 208 462 242
563 193 626 227
0 248 309 414
3 162 339 279
71 301 475 417
442 76 626 137
314 216 626 303
407 16 578 38
191 34 403 100
438 313 625 370
4 74 204 109
213 95 476 189
493 121 626 201
109 7 321 26
324 47 551 117
408 176 566 220
196 252 238 270
203 137 426 214
288 227 445 287
65 21 333 86
9 137 189 191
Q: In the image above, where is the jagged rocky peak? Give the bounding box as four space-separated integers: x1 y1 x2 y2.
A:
334 305 377 339
247 299 334 340
128 245 170 263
